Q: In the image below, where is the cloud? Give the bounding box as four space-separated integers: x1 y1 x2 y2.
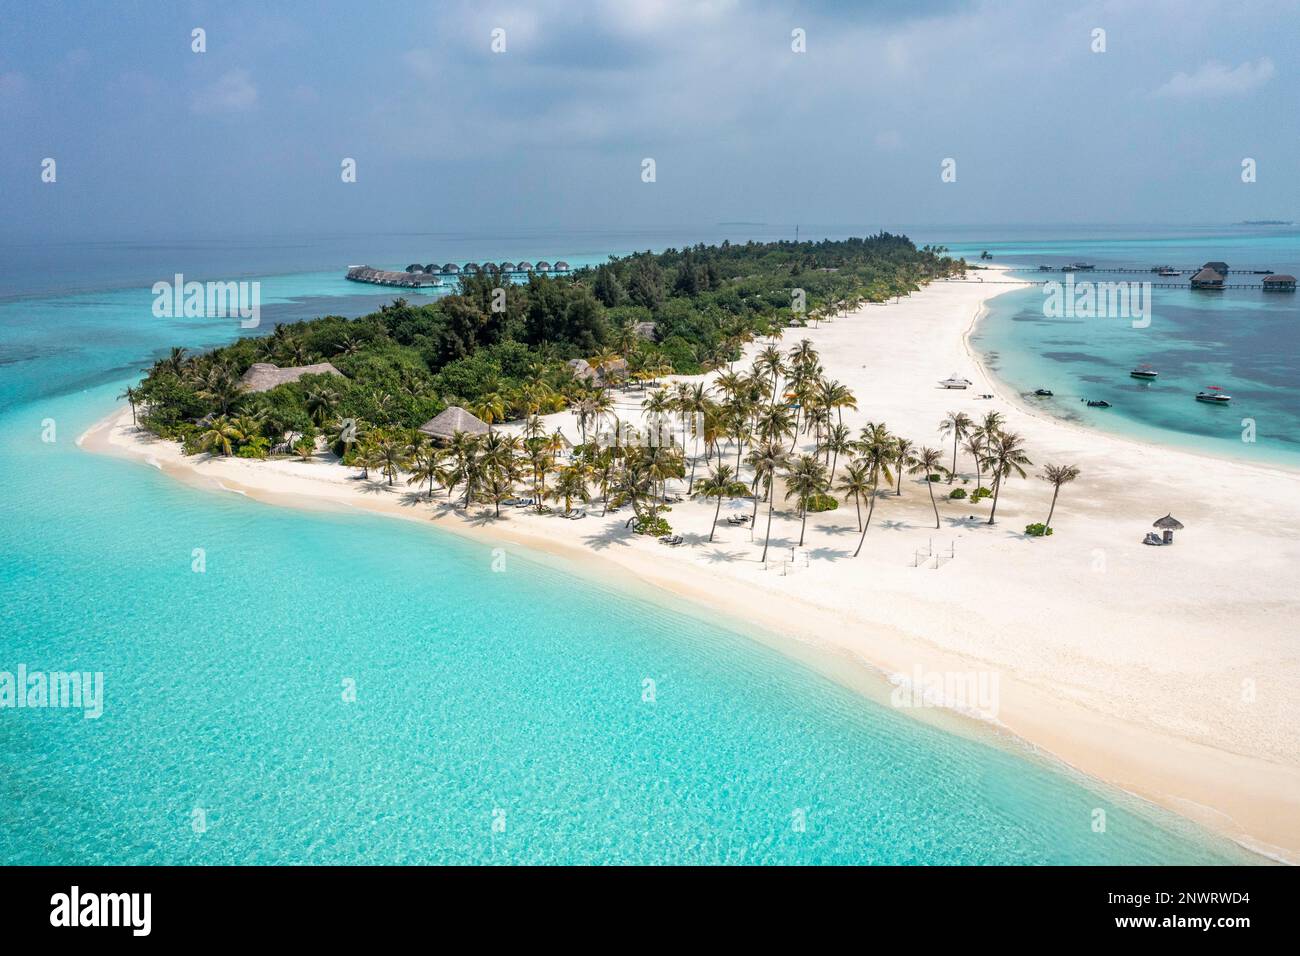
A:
190 69 259 114
1153 57 1275 98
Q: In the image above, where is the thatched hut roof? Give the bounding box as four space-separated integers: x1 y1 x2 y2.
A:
553 260 571 271
441 263 461 274
516 261 534 271
239 362 344 394
406 263 423 273
567 357 628 385
462 262 481 273
498 261 516 272
1153 514 1184 530
535 260 552 271
422 263 439 274
418 405 489 441
1203 261 1229 273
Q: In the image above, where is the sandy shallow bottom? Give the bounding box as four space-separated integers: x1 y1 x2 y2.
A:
82 266 1300 862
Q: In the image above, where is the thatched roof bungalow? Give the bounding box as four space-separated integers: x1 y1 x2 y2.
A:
567 357 628 386
441 263 461 274
553 260 571 272
515 261 534 272
423 263 439 274
535 260 552 272
240 362 344 394
417 405 490 442
406 264 423 273
462 262 481 274
1263 274 1296 292
498 261 516 272
1190 267 1225 290
1203 261 1229 274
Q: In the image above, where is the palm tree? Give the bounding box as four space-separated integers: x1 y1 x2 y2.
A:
117 386 142 424
835 461 871 533
549 462 590 516
981 431 1032 525
304 385 340 426
374 435 406 486
962 433 986 491
481 432 521 516
939 411 973 483
892 437 916 495
749 442 789 563
1040 463 1080 530
406 441 444 498
198 416 243 457
784 454 828 548
695 464 748 542
909 447 949 529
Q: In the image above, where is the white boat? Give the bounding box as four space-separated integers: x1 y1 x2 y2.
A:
939 374 972 389
1195 386 1231 404
1130 364 1158 380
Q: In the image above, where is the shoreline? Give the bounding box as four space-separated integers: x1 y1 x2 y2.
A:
81 267 1300 863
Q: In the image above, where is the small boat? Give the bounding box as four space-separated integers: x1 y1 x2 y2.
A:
1083 399 1111 408
1034 388 1053 397
1130 364 1158 380
1157 268 1180 278
1195 386 1231 404
939 374 972 389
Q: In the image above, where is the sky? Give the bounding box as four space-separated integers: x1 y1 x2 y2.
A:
1 0 1296 240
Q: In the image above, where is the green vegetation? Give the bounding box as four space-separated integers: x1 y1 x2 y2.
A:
133 235 961 453
1024 523 1053 537
948 488 967 499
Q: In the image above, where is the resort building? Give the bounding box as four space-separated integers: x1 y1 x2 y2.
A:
418 406 490 442
239 362 344 394
441 263 461 274
346 266 442 288
567 357 628 386
515 261 534 272
1190 267 1225 290
1203 260 1229 274
535 261 552 272
1263 274 1296 292
553 261 571 272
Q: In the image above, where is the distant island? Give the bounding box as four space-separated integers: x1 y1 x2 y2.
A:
1237 219 1294 226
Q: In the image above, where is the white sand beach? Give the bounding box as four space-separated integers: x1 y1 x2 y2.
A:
81 266 1300 862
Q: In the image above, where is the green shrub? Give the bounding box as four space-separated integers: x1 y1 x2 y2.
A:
972 486 993 500
948 488 967 499
1024 523 1053 537
634 515 672 537
927 473 942 482
806 492 839 513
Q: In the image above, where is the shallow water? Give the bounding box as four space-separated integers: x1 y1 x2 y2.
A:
0 235 1261 864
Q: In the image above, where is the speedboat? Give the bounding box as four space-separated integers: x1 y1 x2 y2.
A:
1195 386 1231 404
1157 268 1180 277
1083 399 1111 408
939 374 972 389
1034 388 1053 396
1130 364 1158 380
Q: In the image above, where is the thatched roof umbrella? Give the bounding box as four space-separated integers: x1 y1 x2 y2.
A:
418 406 490 442
1153 514 1184 530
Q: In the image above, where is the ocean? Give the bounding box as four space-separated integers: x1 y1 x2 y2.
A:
0 229 1265 864
943 225 1300 469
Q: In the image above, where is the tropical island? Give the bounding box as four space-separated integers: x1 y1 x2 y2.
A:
92 235 1300 863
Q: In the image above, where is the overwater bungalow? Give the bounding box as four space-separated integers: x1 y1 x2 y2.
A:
441 263 461 275
1190 267 1225 290
553 260 571 272
405 263 423 273
462 262 481 274
535 260 552 272
1203 260 1229 274
417 406 490 443
240 362 344 394
1263 274 1296 292
498 261 516 273
422 263 439 274
515 261 534 272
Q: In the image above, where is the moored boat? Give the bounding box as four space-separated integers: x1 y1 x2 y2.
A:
1130 364 1158 380
1195 386 1231 404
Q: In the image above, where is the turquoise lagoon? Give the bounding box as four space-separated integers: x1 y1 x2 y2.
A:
944 226 1300 469
0 235 1263 864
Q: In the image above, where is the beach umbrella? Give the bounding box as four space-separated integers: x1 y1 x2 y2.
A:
1153 514 1184 530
